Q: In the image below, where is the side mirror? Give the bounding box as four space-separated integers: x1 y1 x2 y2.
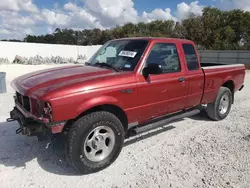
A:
142 63 162 78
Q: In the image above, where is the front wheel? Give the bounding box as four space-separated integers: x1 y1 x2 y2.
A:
66 111 125 174
207 87 232 121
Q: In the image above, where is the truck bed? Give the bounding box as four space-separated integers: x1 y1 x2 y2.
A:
201 62 227 67
200 62 245 104
201 62 245 69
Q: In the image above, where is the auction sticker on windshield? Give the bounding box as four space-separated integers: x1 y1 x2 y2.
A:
118 51 137 58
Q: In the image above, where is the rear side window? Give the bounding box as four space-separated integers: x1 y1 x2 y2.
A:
182 44 199 70
145 43 181 73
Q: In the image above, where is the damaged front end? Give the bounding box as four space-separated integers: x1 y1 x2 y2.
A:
7 92 66 137
7 107 46 136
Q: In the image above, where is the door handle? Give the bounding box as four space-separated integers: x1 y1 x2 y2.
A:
179 77 185 82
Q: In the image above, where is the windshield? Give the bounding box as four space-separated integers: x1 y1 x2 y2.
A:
88 39 149 71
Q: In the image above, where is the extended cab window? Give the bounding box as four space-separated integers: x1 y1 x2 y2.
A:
182 44 199 70
145 43 181 73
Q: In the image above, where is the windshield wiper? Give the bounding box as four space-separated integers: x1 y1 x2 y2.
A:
94 62 120 72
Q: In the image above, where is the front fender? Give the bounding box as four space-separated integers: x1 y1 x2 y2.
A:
75 95 124 118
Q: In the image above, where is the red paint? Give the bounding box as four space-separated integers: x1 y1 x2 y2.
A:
10 38 246 132
51 124 65 134
14 99 50 123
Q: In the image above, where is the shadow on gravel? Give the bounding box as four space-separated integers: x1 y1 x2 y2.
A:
243 134 250 141
124 125 175 147
0 120 177 176
188 111 211 121
124 111 211 147
0 111 208 176
0 121 81 176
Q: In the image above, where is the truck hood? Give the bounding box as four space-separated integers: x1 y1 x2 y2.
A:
11 65 114 97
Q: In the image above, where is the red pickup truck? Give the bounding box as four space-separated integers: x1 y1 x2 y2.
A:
8 37 245 174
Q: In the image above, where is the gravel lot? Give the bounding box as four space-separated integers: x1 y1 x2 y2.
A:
0 65 250 188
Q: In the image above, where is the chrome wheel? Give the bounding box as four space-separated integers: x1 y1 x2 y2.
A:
83 126 115 162
219 94 229 115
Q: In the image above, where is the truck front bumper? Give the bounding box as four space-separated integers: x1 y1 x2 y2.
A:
7 104 66 136
7 107 46 136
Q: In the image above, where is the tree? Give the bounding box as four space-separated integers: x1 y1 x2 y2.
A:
14 7 250 50
182 15 205 47
172 22 187 39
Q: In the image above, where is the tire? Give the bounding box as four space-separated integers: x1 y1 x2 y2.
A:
207 87 232 121
66 111 125 174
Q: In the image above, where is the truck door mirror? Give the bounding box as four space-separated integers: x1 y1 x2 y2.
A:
142 63 162 78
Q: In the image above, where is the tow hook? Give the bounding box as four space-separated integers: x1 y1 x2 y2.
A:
6 118 16 122
16 128 23 134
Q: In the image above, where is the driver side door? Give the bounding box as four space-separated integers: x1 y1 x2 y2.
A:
136 42 188 122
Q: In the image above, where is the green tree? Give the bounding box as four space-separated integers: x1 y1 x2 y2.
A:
19 7 250 50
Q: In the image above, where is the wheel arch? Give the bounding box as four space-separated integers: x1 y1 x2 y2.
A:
222 80 235 103
66 103 128 133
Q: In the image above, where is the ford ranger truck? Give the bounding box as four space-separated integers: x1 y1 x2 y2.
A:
7 38 245 174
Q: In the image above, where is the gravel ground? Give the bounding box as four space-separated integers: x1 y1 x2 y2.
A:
0 65 250 188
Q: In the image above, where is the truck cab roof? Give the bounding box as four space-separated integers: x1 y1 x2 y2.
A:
110 37 194 44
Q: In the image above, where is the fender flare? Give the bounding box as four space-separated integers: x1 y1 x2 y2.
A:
223 76 234 86
222 77 235 103
75 95 124 118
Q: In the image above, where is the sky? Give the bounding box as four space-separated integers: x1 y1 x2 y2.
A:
0 0 250 39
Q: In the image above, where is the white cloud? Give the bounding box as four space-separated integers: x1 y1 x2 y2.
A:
0 11 35 29
23 28 33 35
176 1 203 20
64 3 103 29
7 14 35 26
234 0 250 10
0 11 35 39
219 0 250 11
41 9 71 26
142 8 177 22
68 9 103 29
83 0 139 26
0 0 205 39
0 0 38 12
0 29 11 34
64 2 80 12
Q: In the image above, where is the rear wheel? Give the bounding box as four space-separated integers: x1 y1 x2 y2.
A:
66 111 125 174
207 87 232 121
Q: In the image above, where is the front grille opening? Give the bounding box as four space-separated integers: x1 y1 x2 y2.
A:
30 98 38 115
16 92 31 112
16 92 22 105
23 96 30 112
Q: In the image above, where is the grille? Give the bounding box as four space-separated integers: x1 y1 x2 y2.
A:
16 92 31 112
